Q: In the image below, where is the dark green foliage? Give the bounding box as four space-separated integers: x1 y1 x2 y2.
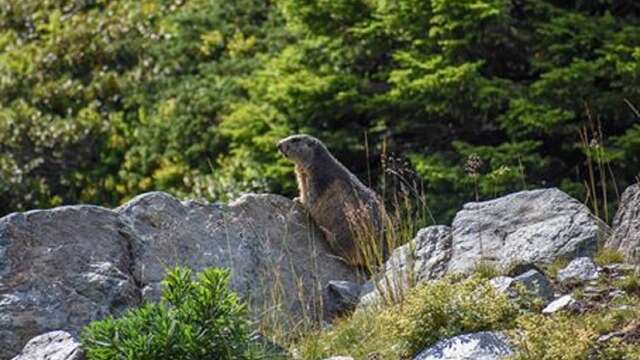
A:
2 0 640 222
80 267 255 360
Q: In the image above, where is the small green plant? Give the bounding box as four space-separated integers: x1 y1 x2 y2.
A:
391 275 518 357
509 314 596 360
509 301 640 360
615 273 640 295
81 267 257 360
472 260 502 280
594 248 625 266
544 257 569 279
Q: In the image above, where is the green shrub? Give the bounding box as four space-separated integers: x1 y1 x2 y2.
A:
594 248 625 267
509 303 640 360
294 275 517 359
81 267 256 360
472 260 502 280
544 256 569 279
615 272 640 295
392 276 518 356
509 314 595 360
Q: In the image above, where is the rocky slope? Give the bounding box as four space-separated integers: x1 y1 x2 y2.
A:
3 185 640 360
359 188 610 306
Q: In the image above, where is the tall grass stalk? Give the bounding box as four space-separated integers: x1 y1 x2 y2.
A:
578 106 619 224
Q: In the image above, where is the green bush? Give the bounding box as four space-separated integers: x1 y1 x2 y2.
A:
392 275 518 356
295 275 518 359
3 1 640 223
509 314 595 360
509 302 640 360
594 248 626 266
81 267 255 360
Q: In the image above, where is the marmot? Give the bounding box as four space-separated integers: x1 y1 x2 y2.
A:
277 134 385 266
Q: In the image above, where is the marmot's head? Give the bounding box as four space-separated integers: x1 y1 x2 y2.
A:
277 134 326 165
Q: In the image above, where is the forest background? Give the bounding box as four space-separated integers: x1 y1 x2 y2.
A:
1 0 639 223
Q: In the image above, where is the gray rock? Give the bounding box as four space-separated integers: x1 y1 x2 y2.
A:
359 189 605 309
542 295 575 314
449 188 609 273
489 276 515 294
512 270 554 302
324 281 361 319
358 226 452 307
0 206 139 359
606 184 640 263
557 257 599 284
489 270 554 303
1 192 360 358
119 192 359 322
413 331 513 360
10 331 83 360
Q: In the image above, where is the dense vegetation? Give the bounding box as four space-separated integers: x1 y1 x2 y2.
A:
294 254 640 360
2 0 640 222
81 267 276 360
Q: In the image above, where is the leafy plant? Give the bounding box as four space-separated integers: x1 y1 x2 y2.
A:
81 267 257 360
295 275 517 359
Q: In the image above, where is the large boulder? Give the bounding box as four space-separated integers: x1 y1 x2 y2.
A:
0 206 139 359
448 188 608 273
0 192 360 359
413 331 513 360
118 192 359 319
10 331 83 360
359 189 606 307
606 184 640 263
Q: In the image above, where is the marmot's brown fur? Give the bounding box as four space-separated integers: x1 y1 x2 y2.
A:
277 134 384 266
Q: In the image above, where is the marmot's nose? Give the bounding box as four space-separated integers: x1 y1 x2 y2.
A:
277 141 287 154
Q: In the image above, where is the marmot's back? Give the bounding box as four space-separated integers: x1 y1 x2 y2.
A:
277 134 385 266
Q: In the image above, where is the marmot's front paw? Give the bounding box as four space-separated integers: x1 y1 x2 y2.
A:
293 197 303 205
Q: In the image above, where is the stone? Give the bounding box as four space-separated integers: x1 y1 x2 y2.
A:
512 270 554 302
542 295 575 314
606 184 640 263
118 192 360 322
489 276 514 294
556 257 599 284
10 331 83 360
413 331 513 360
358 226 452 307
359 188 605 309
489 270 554 303
505 263 545 277
1 192 360 358
0 206 139 360
448 188 609 273
323 280 362 319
